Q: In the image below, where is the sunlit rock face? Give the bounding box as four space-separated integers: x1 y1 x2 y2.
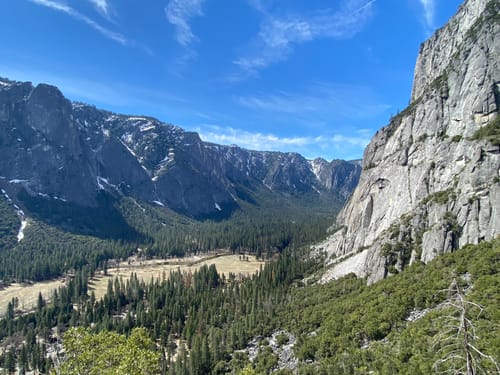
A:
317 0 500 284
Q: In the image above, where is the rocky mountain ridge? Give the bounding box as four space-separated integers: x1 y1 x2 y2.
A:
317 0 499 283
0 77 360 224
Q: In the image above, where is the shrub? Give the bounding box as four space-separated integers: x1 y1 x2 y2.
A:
470 115 500 146
276 333 290 346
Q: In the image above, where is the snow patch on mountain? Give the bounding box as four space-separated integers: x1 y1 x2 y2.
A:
121 133 133 144
139 123 155 132
17 219 28 242
308 159 324 181
127 117 148 122
72 102 85 109
105 115 119 122
97 176 118 191
120 140 138 158
1 189 11 202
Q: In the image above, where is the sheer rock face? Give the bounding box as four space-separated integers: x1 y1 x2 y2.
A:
317 0 500 284
0 78 360 220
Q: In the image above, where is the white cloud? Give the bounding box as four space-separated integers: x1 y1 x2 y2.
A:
88 0 111 18
196 125 371 160
165 0 205 46
331 134 370 148
236 83 391 120
29 0 70 12
237 91 317 114
234 0 376 77
419 0 435 31
29 0 127 45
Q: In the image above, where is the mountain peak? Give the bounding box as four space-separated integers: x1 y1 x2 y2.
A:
412 0 495 100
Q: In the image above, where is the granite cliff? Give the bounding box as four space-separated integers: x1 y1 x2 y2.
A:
317 0 500 283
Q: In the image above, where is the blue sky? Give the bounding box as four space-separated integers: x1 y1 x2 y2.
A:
1 0 463 160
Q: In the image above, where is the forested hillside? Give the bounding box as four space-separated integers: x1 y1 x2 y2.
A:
0 191 336 282
0 238 497 374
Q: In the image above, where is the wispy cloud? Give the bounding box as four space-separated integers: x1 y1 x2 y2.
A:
28 0 127 45
419 0 435 32
196 125 371 160
233 0 376 78
419 0 436 34
88 0 111 19
236 82 391 121
165 0 205 47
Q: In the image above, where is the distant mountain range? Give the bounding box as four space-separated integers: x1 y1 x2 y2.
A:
0 77 360 237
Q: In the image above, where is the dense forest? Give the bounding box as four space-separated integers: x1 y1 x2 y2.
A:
0 238 497 374
0 190 338 283
0 194 19 251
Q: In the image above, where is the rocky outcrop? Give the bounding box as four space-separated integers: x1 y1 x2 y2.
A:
0 77 360 222
242 331 298 372
317 0 500 284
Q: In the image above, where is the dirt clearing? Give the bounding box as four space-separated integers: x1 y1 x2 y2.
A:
90 254 265 299
0 254 265 315
0 279 65 316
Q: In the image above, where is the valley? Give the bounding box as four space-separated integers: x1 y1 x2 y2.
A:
0 253 265 316
89 253 265 301
0 0 498 374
